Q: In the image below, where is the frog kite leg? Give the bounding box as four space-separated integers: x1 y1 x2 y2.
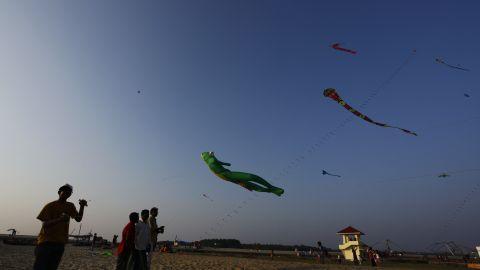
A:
201 152 284 196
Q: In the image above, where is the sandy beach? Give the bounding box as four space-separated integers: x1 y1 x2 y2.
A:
0 242 467 270
0 243 328 270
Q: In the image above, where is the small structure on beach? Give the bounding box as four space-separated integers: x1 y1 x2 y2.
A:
337 226 366 262
69 233 92 246
7 229 17 237
1 234 37 246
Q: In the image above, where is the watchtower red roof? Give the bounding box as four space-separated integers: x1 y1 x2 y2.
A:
337 226 364 235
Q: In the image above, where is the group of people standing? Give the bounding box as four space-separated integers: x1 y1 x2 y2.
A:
116 208 165 270
32 184 164 270
31 183 383 270
367 247 382 266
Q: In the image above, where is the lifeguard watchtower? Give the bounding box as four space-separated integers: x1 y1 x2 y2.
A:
337 226 366 262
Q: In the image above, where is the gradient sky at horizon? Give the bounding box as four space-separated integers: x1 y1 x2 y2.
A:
1 1 479 251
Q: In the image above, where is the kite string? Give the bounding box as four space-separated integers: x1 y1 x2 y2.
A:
203 193 259 237
440 180 480 236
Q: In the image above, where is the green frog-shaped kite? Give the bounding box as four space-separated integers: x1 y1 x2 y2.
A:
201 152 284 196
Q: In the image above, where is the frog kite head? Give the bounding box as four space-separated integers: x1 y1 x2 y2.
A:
201 151 215 162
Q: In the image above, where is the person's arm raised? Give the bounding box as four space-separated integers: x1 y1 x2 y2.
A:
74 199 88 222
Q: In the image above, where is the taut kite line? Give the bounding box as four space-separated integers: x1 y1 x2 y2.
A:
324 88 417 136
201 152 284 196
435 58 469 71
331 43 357 55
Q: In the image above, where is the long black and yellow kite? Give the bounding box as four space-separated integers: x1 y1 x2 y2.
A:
324 88 417 136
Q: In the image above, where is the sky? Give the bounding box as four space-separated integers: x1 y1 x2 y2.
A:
0 0 479 252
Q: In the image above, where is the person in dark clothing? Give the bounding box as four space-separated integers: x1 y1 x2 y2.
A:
317 241 325 264
91 233 98 251
352 247 359 265
116 212 139 270
368 247 377 266
112 235 119 248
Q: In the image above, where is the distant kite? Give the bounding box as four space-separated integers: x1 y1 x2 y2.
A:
435 58 469 71
324 88 418 136
331 43 357 55
202 194 213 202
464 93 470 98
322 170 341 178
137 90 142 94
438 173 450 178
201 152 284 196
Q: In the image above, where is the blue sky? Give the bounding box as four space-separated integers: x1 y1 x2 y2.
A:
0 1 479 251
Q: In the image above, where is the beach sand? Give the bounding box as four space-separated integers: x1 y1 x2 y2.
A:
0 243 329 270
0 243 462 270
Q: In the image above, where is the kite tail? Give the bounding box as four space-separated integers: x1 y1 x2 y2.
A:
384 125 418 136
346 104 414 135
341 48 357 54
357 112 418 136
368 120 417 136
398 128 418 136
436 58 470 71
448 64 469 71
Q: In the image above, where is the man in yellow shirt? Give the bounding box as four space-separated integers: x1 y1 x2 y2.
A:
147 207 164 269
33 184 87 270
148 207 164 251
